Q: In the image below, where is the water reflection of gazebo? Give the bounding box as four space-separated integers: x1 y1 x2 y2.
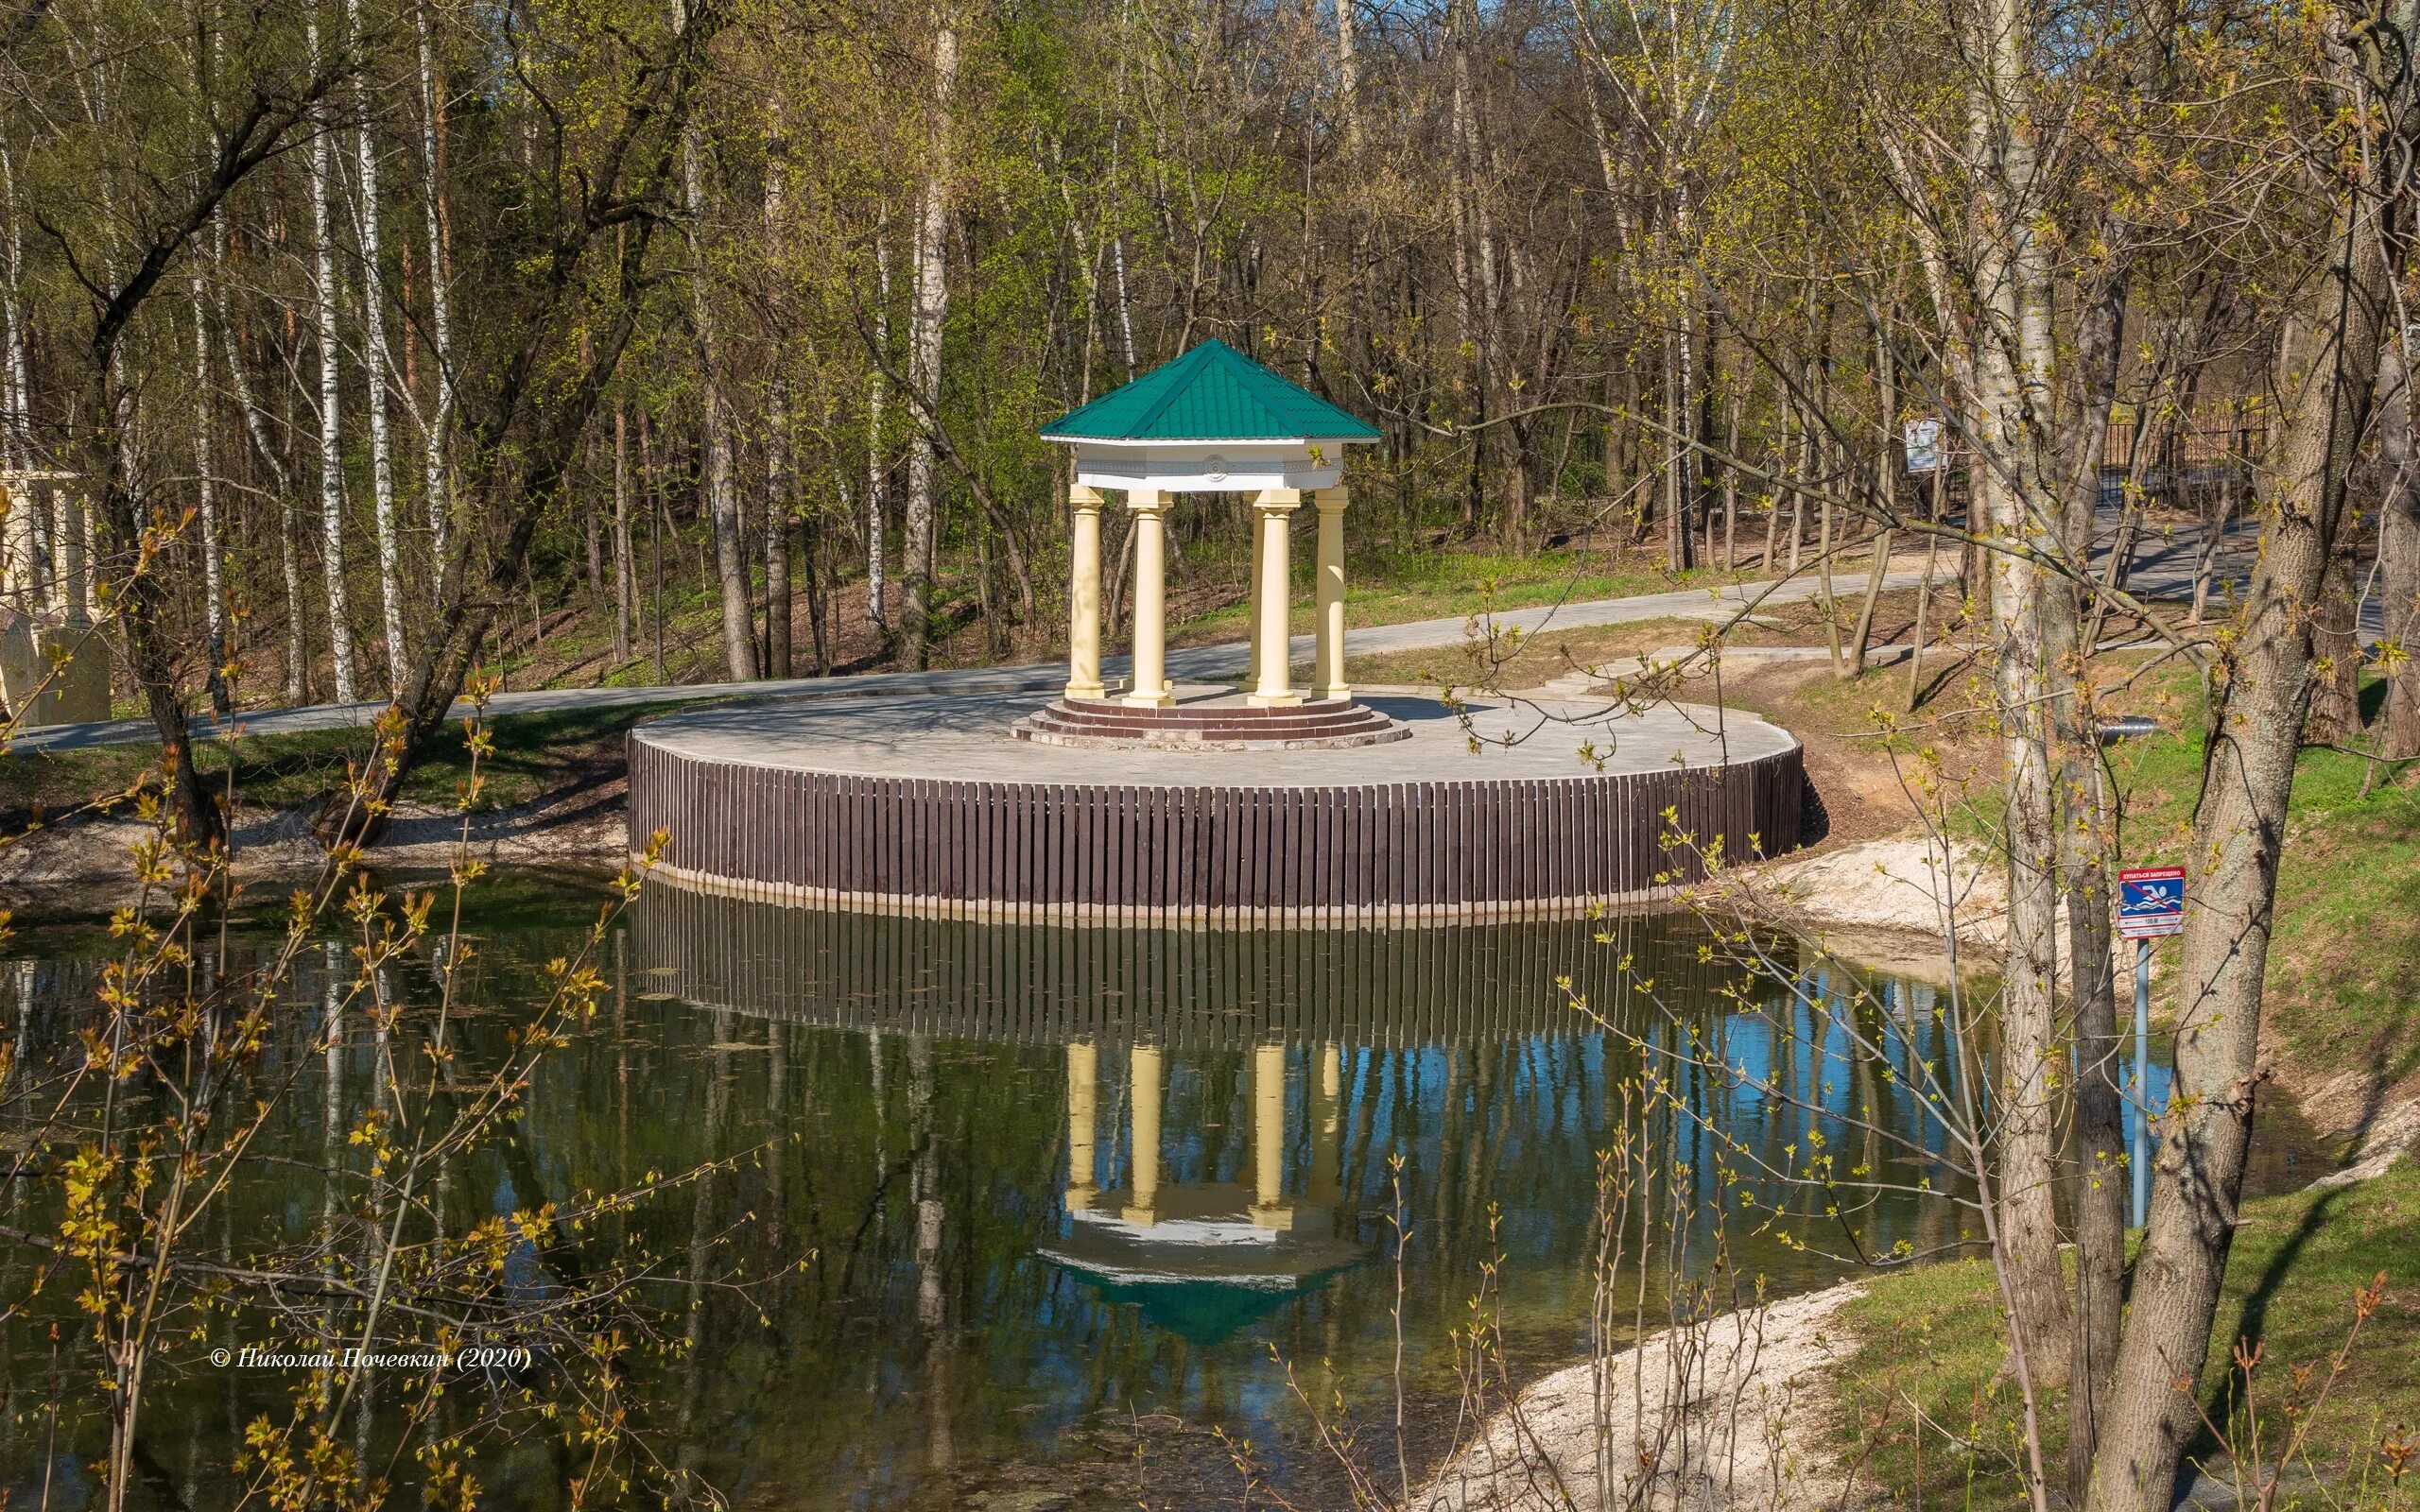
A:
1040 1041 1365 1332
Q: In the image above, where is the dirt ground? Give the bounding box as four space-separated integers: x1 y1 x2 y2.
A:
0 775 628 906
1426 1280 1868 1512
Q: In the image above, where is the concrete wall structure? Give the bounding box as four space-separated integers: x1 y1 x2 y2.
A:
628 692 1804 924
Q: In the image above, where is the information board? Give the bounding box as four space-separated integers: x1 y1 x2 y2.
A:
2118 866 2187 940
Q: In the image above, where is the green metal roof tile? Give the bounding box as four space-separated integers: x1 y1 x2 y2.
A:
1041 339 1382 442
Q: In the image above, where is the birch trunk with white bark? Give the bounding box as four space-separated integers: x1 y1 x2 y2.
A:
677 29 754 683
1963 0 2075 1436
614 397 634 664
350 0 408 691
0 146 27 477
307 0 358 704
190 280 231 715
867 232 890 631
900 15 959 672
414 0 456 579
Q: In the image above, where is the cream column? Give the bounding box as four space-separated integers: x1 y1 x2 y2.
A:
1249 489 1301 707
58 484 87 627
1064 486 1106 701
1125 1042 1164 1226
1252 1040 1289 1227
1313 486 1350 701
1124 490 1173 708
1245 506 1267 691
1066 1041 1099 1211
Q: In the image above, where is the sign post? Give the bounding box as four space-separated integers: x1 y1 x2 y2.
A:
2117 866 2187 1228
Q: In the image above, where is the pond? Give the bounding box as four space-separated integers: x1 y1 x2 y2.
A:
0 869 2325 1510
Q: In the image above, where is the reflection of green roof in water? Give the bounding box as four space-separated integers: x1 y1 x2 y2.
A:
1080 1274 1343 1346
1040 1182 1368 1343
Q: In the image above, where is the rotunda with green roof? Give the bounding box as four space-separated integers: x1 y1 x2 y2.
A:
1039 340 1381 722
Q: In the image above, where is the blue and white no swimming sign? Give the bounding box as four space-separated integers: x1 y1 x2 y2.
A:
2118 866 2187 940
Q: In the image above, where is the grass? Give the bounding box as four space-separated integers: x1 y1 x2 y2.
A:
1167 539 1709 647
2084 669 2420 1099
1917 661 2420 1099
0 700 700 822
1741 627 2420 1102
1340 588 1945 692
1828 1158 2420 1508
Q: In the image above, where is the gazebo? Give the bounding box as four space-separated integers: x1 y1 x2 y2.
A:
1039 340 1382 718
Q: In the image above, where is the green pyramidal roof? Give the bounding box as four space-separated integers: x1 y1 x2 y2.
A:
1041 339 1382 443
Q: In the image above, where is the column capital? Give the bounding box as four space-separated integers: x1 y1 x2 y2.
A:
1313 484 1350 512
1124 488 1169 515
1253 487 1304 511
1069 483 1103 510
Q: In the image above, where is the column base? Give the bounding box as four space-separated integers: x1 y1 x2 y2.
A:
1063 680 1108 702
1246 691 1303 708
1121 688 1174 709
1318 683 1353 703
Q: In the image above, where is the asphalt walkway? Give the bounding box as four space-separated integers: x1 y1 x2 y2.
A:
0 568 1933 754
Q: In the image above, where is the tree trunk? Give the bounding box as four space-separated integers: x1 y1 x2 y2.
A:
867 231 891 633
900 17 959 672
614 397 634 664
2381 337 2420 756
2055 208 2133 1512
1 147 28 474
218 294 308 703
2305 543 2364 744
1849 529 1891 673
349 0 409 693
190 280 231 716
2084 99 2406 1490
306 0 357 704
1335 0 1361 153
414 0 456 577
766 378 793 679
676 18 753 684
1963 0 2078 1424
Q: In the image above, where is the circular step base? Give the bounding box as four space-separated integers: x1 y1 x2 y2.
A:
1011 695 1412 751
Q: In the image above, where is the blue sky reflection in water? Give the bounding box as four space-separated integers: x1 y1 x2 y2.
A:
0 871 2319 1510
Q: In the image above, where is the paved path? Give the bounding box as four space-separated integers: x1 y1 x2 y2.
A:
4 571 1927 755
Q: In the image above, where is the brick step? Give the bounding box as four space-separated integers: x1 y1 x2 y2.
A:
1024 705 1394 741
1023 711 1395 737
1008 696 1411 751
1048 696 1363 728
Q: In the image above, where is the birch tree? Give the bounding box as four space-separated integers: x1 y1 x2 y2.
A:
677 0 754 682
414 0 456 579
306 0 359 704
899 15 957 671
351 0 408 689
867 228 890 631
2085 9 2420 1501
190 277 230 715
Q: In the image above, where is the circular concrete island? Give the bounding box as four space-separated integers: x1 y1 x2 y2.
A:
628 687 1802 924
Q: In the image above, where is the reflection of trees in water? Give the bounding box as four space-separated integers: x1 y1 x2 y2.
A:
0 899 1979 1505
